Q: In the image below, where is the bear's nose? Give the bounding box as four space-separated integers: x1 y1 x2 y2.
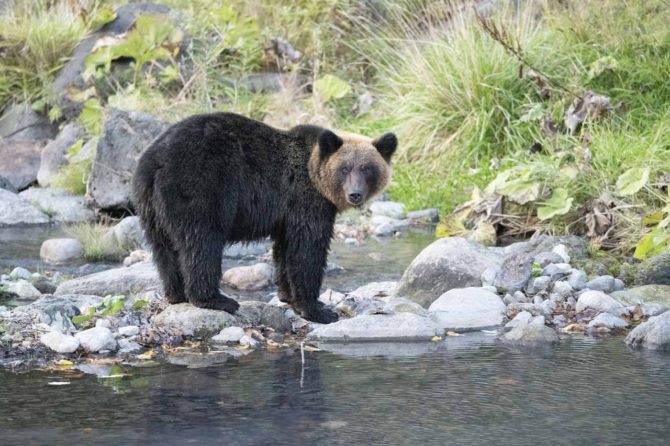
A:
348 192 363 204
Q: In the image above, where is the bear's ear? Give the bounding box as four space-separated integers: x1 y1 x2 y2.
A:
373 133 397 162
318 130 343 158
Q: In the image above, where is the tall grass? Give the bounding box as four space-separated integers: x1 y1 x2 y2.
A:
65 222 125 262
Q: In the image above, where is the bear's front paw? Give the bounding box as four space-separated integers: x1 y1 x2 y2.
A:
302 306 339 324
190 294 240 314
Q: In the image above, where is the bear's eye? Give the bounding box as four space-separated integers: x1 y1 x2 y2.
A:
340 166 351 175
360 165 370 173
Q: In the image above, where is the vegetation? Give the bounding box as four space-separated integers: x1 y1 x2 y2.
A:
64 222 125 262
2 0 669 257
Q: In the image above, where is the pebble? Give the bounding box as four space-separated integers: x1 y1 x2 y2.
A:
585 275 616 293
541 263 572 280
75 327 118 352
40 331 80 354
552 244 571 263
118 325 140 337
211 326 245 343
10 267 32 281
527 276 551 295
568 269 588 291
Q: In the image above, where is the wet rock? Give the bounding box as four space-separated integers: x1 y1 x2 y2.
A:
504 235 588 260
576 290 626 315
223 242 267 259
55 261 160 296
36 124 85 186
75 327 117 352
428 287 505 331
587 313 629 330
567 269 588 291
634 254 670 286
0 189 50 225
222 263 273 291
0 139 48 191
541 263 572 280
585 275 616 293
151 302 261 337
87 110 168 210
533 251 564 268
397 237 503 308
371 215 409 236
211 326 245 343
494 253 532 294
40 238 84 264
504 310 533 331
308 313 442 341
369 201 405 219
5 281 41 299
406 208 439 223
502 315 559 345
611 285 670 306
625 311 670 350
40 331 80 354
118 325 139 337
9 267 31 281
31 277 57 295
19 187 95 223
0 103 57 140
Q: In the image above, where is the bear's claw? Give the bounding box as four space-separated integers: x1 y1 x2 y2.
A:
189 294 240 314
302 306 339 324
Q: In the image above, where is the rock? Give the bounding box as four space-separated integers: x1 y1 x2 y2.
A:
238 72 307 93
40 238 84 264
40 331 80 354
585 275 616 293
239 335 259 347
151 301 261 337
533 295 544 305
0 103 57 140
55 261 160 296
502 294 516 305
31 277 57 294
0 139 49 191
634 254 670 286
223 241 267 259
75 327 117 352
11 295 86 331
118 339 142 354
123 249 151 267
494 253 532 294
118 325 140 337
36 124 85 186
481 267 497 287
318 289 346 306
260 305 291 332
541 263 572 280
307 313 442 341
383 297 428 316
613 278 625 291
0 174 17 193
428 287 505 331
533 251 564 268
5 281 41 299
552 244 571 263
211 326 245 343
625 311 670 350
0 189 50 225
540 299 556 315
514 290 530 303
526 276 551 295
371 215 409 236
567 269 588 291
397 237 503 308
95 318 112 329
550 281 572 301
587 313 629 330
87 110 168 210
611 285 670 306
506 302 546 317
222 262 273 291
504 235 588 260
640 303 668 317
9 267 31 281
20 187 94 223
349 281 397 300
110 216 147 250
576 290 625 315
504 311 533 331
502 315 559 345
369 201 405 219
406 208 439 223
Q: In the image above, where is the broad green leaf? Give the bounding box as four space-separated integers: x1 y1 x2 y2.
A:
79 98 104 135
72 314 93 325
588 56 618 79
486 167 542 205
518 103 545 123
313 75 352 102
89 5 117 30
634 226 670 260
67 139 84 157
537 188 573 220
101 299 125 317
131 299 149 311
616 167 649 196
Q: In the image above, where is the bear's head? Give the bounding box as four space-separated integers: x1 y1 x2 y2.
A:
308 129 397 210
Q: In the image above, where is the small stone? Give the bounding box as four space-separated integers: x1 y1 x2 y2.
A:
494 253 532 294
527 276 551 295
550 281 573 302
566 296 577 309
31 277 57 294
568 269 588 291
372 215 409 236
211 326 245 343
239 335 259 347
504 311 533 331
585 275 616 293
481 267 497 287
506 302 546 318
369 201 405 219
40 331 80 354
534 251 565 268
95 318 112 329
502 315 559 345
552 244 571 263
533 295 544 305
6 281 41 299
9 267 31 281
406 208 439 223
222 263 273 291
118 325 140 337
40 238 84 264
75 327 118 352
540 299 556 315
576 290 626 315
541 263 572 280
117 339 142 354
588 313 629 330
503 294 516 305
344 237 359 246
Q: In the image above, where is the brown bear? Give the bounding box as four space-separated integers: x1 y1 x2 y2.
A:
132 112 396 323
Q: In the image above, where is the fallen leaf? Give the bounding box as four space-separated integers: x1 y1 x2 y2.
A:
47 382 71 386
136 350 157 360
446 331 463 337
431 336 442 342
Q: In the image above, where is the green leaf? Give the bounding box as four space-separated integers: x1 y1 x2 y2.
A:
518 103 545 123
67 139 84 157
131 299 148 311
89 5 117 30
101 298 125 317
634 226 670 260
537 188 573 220
313 75 352 102
616 167 649 196
72 314 93 325
79 98 104 135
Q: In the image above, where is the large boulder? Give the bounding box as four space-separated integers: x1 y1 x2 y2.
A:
86 110 167 210
611 285 670 306
0 139 49 190
0 103 57 140
55 261 160 296
307 313 443 341
0 189 50 226
37 123 85 186
396 237 503 307
428 287 506 331
19 187 95 223
625 311 670 350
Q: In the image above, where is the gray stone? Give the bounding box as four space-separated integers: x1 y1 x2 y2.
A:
428 287 505 331
383 297 428 316
75 327 117 352
585 275 616 293
494 253 532 294
239 335 259 347
533 251 564 268
118 325 140 337
397 237 503 308
5 281 41 299
552 244 571 263
504 310 533 331
371 215 409 236
318 289 346 306
502 294 516 305
36 124 85 186
550 281 573 301
504 235 588 260
0 174 17 193
502 315 559 345
40 238 84 264
0 189 50 226
307 313 443 341
506 302 546 317
611 285 670 306
0 139 48 191
40 331 80 353
481 267 497 287
10 296 81 332
533 295 544 305
406 208 439 223
110 216 147 250
640 303 668 317
151 301 261 337
211 326 245 343
0 103 57 140
588 312 629 330
541 263 572 280
19 187 95 223
87 110 168 210
540 299 556 315
514 290 530 303
369 201 405 219
625 311 670 350
568 269 588 291
123 249 151 267
118 339 142 354
223 241 267 259
260 305 292 332
526 276 551 295
9 267 31 281
576 290 626 315
634 254 670 286
349 281 397 300
613 278 625 291
222 262 273 291
55 261 160 296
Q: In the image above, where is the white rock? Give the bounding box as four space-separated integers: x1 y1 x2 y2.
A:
552 244 571 263
504 311 533 330
75 327 117 352
55 261 160 296
9 267 31 281
40 331 80 353
6 281 41 299
551 281 573 300
19 187 95 223
222 262 273 291
319 289 346 306
0 189 50 225
95 318 112 329
40 238 84 264
118 325 140 337
369 201 405 219
625 311 670 350
428 287 505 331
588 313 629 330
348 281 397 300
239 335 259 347
211 326 245 343
576 290 626 315
307 313 442 341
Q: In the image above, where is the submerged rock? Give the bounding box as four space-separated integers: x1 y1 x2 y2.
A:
502 315 559 345
40 238 84 264
55 261 160 296
40 331 80 354
428 287 505 332
222 263 273 291
625 311 670 350
307 313 442 341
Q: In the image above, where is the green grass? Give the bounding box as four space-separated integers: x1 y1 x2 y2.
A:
65 222 126 262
